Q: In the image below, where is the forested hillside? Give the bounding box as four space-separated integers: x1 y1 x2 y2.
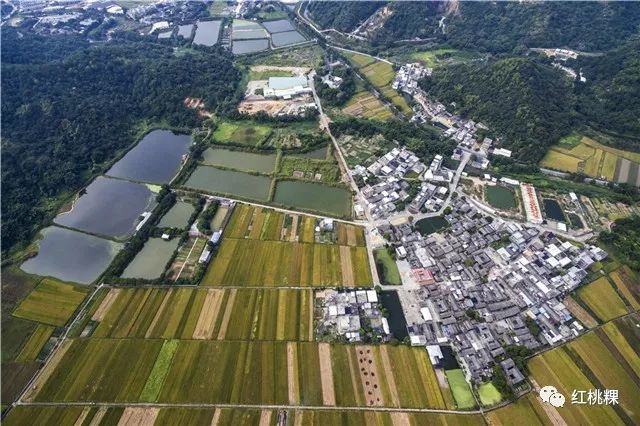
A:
419 58 575 162
307 1 640 53
1 30 240 253
306 1 383 32
575 40 640 147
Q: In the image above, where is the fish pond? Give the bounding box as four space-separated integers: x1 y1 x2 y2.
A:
485 185 516 210
271 31 305 47
193 20 221 46
177 24 193 39
233 39 269 55
379 291 408 340
415 216 449 236
568 212 583 229
121 238 180 280
543 198 566 222
184 166 272 201
106 129 191 184
262 19 295 33
232 28 268 40
158 201 195 229
21 226 122 284
272 180 351 217
54 176 156 240
201 148 277 173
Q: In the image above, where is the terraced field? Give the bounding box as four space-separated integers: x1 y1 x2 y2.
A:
86 288 314 341
529 314 640 425
26 340 451 409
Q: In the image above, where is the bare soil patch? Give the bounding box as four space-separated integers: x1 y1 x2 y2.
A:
117 407 159 426
563 296 597 328
287 342 299 404
259 410 272 426
390 412 411 426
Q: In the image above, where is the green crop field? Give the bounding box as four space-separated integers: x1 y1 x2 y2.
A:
343 89 393 121
28 340 450 409
486 393 551 425
247 68 293 80
445 369 476 409
344 51 376 68
140 339 179 402
577 276 628 321
13 279 89 327
203 238 372 287
15 325 54 362
569 332 640 423
528 339 622 425
373 248 401 285
477 382 502 406
360 61 395 87
90 288 314 341
212 121 272 146
602 319 640 378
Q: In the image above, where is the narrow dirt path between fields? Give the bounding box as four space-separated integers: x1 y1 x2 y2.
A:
23 339 72 402
210 409 220 426
289 215 299 242
318 343 336 405
73 407 91 426
88 407 107 426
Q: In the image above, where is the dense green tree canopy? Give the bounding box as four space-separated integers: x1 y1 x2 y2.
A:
420 58 576 162
1 30 240 252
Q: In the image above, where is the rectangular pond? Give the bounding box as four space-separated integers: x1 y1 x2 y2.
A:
193 20 221 46
54 176 157 240
158 30 173 39
291 145 328 160
184 165 272 201
262 19 295 33
21 226 122 284
121 238 179 280
232 28 268 40
232 39 269 55
271 31 305 47
272 180 352 217
106 129 191 184
177 24 194 39
201 147 277 173
158 201 195 229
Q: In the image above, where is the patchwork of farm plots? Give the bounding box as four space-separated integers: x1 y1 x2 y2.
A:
25 339 452 409
342 88 394 121
78 287 314 341
202 204 371 287
575 266 639 322
4 406 485 426
528 313 640 425
540 136 640 185
344 52 412 115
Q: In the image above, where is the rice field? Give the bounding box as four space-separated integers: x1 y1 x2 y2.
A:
540 135 640 185
27 340 450 409
15 325 54 362
576 276 629 321
609 266 640 310
225 204 365 246
12 279 89 327
4 406 484 426
485 393 552 425
87 288 314 341
203 239 372 287
528 314 640 425
343 89 393 121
